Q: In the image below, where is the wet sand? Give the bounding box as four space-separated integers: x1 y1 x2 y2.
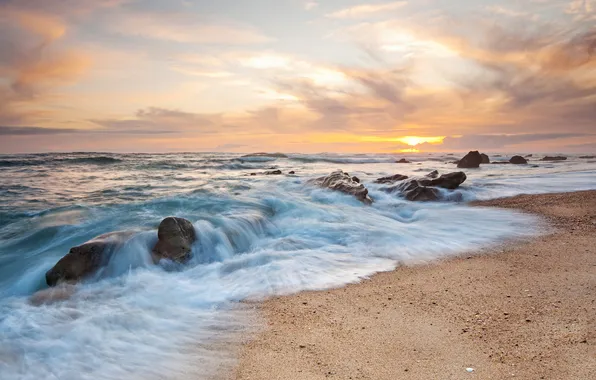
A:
232 191 596 380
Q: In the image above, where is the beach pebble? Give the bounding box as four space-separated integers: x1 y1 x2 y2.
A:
466 367 475 373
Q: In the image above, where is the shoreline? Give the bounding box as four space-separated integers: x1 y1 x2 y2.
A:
231 191 596 379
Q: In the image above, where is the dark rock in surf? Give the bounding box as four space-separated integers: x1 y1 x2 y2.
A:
417 171 467 190
289 171 295 174
525 154 533 158
374 174 409 184
509 155 528 165
45 231 136 286
426 170 439 178
396 158 411 164
491 161 511 164
387 180 441 202
579 155 595 159
152 217 196 263
311 170 373 205
351 176 360 183
480 153 490 164
264 170 282 175
457 151 482 168
540 156 567 161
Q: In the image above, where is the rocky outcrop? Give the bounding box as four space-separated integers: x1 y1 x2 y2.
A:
241 152 288 158
457 151 482 168
417 171 467 190
152 217 196 263
311 170 373 204
510 155 528 164
45 231 136 286
480 153 490 164
374 174 409 184
396 158 411 163
351 176 360 183
541 156 567 161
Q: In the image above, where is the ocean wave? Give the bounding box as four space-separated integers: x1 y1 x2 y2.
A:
288 154 397 164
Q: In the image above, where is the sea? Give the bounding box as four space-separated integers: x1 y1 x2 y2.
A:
0 152 595 379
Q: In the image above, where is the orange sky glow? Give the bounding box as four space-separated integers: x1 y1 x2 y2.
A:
0 0 594 153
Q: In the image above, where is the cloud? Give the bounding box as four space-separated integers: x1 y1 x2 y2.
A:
304 2 319 11
327 1 408 19
0 7 90 125
91 107 222 133
107 11 273 45
0 126 79 135
418 133 592 151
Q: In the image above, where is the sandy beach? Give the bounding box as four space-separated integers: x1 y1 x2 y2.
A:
233 191 596 380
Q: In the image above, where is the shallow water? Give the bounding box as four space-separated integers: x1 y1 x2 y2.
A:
0 152 595 379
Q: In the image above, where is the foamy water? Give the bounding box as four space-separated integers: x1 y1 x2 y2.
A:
0 152 595 379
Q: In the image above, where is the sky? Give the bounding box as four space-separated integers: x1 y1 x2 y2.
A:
0 0 594 153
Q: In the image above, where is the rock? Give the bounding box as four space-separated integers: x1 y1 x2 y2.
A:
45 231 136 286
509 155 528 164
457 151 482 168
152 217 196 263
289 171 295 174
480 153 490 164
540 156 567 161
418 171 467 190
426 170 439 178
579 155 595 159
241 152 288 158
264 170 282 175
388 180 440 202
525 154 533 157
311 170 373 204
396 158 411 163
250 173 256 176
491 161 511 164
374 174 409 184
351 176 360 183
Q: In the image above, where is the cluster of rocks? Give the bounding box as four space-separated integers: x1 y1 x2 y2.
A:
46 217 197 287
312 169 467 204
455 151 574 167
383 171 467 201
456 151 533 167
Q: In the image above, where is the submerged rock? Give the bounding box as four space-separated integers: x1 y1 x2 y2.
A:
541 156 567 161
480 153 490 164
579 155 595 159
509 155 528 164
311 170 373 205
152 217 196 263
457 151 482 168
45 231 136 286
264 170 282 175
289 171 296 174
418 171 467 190
525 154 533 158
396 158 411 164
374 174 409 184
